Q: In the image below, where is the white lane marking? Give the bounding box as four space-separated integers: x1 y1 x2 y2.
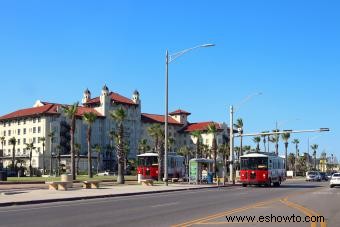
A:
151 202 179 208
0 187 235 213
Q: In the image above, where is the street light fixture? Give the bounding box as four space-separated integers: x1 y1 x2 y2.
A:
164 43 215 186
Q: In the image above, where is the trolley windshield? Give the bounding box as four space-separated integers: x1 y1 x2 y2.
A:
240 157 268 170
137 156 158 167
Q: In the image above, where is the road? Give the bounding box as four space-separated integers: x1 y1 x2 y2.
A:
0 180 338 227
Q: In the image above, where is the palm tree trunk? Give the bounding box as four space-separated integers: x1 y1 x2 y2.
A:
42 143 45 175
49 138 53 175
12 145 16 170
29 149 33 177
117 124 125 184
240 137 243 157
285 143 288 171
71 118 76 180
212 137 217 178
97 153 100 175
87 131 93 178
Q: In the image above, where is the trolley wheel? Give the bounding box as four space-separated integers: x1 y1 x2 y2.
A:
242 183 247 187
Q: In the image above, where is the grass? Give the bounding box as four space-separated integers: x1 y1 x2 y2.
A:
6 175 137 183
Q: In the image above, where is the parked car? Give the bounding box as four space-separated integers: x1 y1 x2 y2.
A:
320 172 329 181
306 171 321 182
330 173 340 188
97 171 115 176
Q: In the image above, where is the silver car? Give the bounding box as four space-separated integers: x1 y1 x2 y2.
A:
306 171 321 182
330 173 340 188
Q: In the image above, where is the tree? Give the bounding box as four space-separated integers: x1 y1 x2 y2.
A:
138 139 150 154
281 132 291 171
191 130 202 159
56 145 61 176
110 107 127 184
40 137 46 174
270 130 280 155
311 144 319 170
177 146 192 178
94 144 102 175
218 143 229 184
48 131 55 175
9 137 17 170
207 123 218 177
287 153 295 171
0 136 5 153
25 143 36 177
62 102 79 180
233 118 244 156
147 124 164 181
74 143 81 175
253 136 261 152
297 156 308 174
261 131 269 153
83 111 97 178
292 139 300 176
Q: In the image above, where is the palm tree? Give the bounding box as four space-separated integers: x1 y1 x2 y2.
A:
110 107 127 184
234 118 244 157
218 143 229 185
25 143 36 177
56 145 62 176
191 130 202 159
83 111 97 178
147 124 164 181
177 146 192 178
253 136 261 152
48 131 55 175
311 144 318 170
281 132 291 171
9 137 16 170
287 153 295 171
261 131 269 153
168 137 175 152
207 123 218 177
74 143 81 175
138 139 150 154
93 144 102 175
62 102 79 180
40 137 46 174
271 130 280 155
292 139 300 176
109 130 116 169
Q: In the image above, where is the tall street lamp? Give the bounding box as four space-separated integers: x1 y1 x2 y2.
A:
164 43 215 186
229 92 262 184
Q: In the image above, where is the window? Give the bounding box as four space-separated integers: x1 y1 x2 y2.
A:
17 129 21 135
17 139 20 145
23 149 26 155
23 128 26 135
23 119 26 125
33 138 36 144
3 131 6 136
8 130 11 136
38 137 41 143
17 148 20 154
23 138 26 144
38 118 41 123
33 118 36 123
38 127 41 133
18 120 21 125
33 127 36 133
3 122 6 127
8 122 11 127
37 147 41 153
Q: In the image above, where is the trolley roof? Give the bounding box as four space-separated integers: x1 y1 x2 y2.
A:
240 152 278 158
137 152 184 158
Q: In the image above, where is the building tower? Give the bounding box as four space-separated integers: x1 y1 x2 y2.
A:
132 90 140 105
82 88 91 104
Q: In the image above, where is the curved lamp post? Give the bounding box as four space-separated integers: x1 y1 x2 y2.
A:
164 44 215 186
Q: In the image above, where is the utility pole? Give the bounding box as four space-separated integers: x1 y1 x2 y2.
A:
229 105 234 184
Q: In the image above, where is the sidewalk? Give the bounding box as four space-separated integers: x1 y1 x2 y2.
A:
0 183 232 207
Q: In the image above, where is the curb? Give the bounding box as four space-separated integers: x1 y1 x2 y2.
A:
0 184 237 207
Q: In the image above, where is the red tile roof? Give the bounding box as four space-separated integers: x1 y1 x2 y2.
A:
169 109 191 116
0 103 103 121
0 104 59 121
84 92 135 105
183 121 222 132
141 113 183 125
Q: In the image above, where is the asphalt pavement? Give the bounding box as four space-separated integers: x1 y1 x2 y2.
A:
0 180 337 227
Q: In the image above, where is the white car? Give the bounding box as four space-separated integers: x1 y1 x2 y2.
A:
330 173 340 188
306 171 321 182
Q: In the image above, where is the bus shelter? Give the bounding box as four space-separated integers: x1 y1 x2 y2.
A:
189 159 214 184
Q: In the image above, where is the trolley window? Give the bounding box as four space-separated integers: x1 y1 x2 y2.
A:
241 157 268 170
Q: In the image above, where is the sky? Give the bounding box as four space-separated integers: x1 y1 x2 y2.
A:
0 0 339 159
